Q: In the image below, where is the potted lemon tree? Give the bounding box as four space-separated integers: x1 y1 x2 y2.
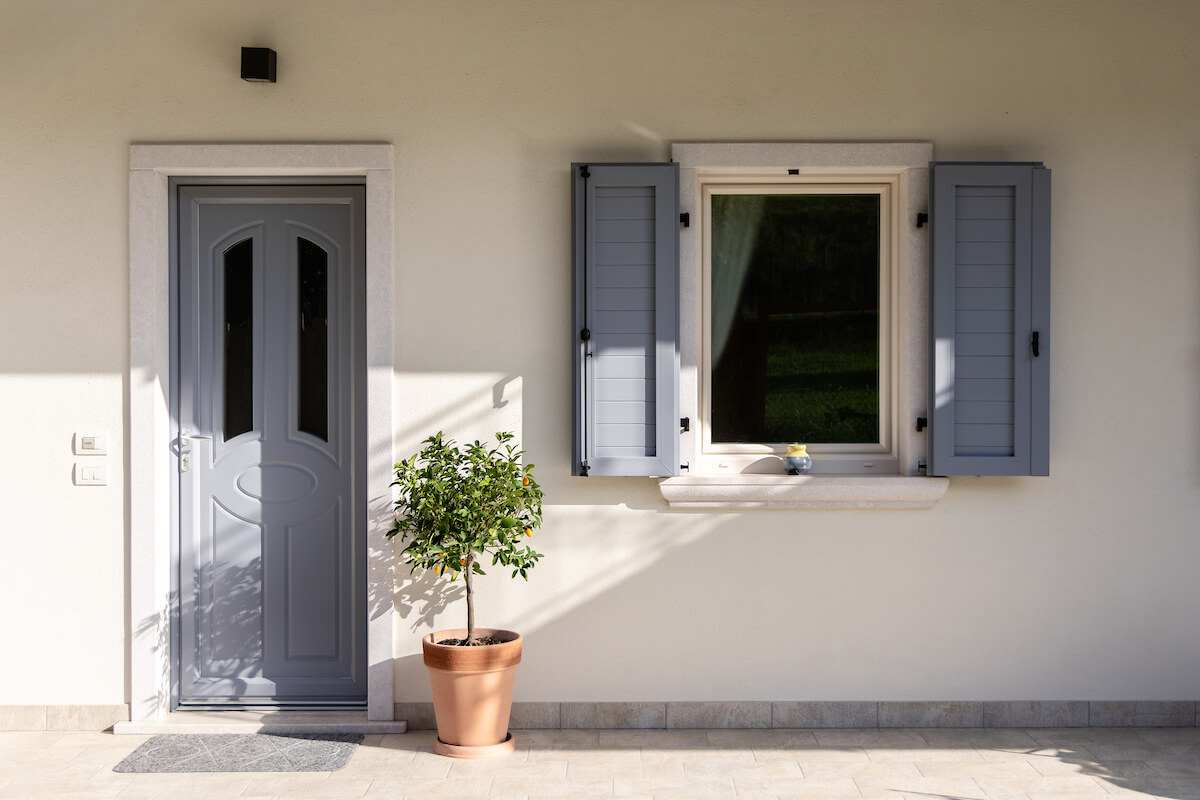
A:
389 431 543 758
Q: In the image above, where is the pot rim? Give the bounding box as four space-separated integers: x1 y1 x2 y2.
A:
422 628 522 671
423 628 521 648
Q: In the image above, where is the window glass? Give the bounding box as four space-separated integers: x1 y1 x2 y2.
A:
297 237 329 441
223 238 254 441
710 192 880 444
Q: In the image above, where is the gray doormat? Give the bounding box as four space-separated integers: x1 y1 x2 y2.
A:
113 733 362 773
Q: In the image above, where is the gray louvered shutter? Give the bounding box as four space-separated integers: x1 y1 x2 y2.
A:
929 162 1050 476
572 163 679 477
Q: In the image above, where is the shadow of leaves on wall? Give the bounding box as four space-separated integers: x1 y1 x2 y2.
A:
394 570 465 634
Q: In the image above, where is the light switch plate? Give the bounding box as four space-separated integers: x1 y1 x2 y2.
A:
74 463 107 486
74 432 108 455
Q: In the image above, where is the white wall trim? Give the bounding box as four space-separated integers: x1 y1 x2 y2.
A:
128 144 395 721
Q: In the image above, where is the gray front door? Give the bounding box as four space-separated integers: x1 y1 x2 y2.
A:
176 184 366 705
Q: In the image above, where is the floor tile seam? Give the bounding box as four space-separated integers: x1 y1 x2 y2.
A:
677 760 756 781
58 745 117 774
1134 758 1188 778
1024 754 1112 778
849 772 989 794
1078 773 1117 793
911 756 1044 779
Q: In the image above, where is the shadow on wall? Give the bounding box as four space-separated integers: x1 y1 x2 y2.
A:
394 571 466 635
389 571 466 704
393 374 525 461
133 593 172 716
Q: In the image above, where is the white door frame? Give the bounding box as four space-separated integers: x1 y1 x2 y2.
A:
129 144 395 721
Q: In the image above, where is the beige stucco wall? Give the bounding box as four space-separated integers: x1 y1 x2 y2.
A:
1 0 1198 707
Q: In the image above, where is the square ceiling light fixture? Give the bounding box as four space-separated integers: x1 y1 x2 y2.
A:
241 47 277 83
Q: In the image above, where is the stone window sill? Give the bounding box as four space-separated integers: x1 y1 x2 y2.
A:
658 475 949 509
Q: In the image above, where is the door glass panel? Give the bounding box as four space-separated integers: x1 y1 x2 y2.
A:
297 238 328 441
223 238 254 441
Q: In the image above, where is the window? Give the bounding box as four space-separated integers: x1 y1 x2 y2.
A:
573 147 1049 497
674 143 928 475
703 180 893 463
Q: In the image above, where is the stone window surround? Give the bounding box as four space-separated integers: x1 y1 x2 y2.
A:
128 144 395 721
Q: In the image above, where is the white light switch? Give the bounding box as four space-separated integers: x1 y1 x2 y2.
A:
74 463 107 486
74 432 108 455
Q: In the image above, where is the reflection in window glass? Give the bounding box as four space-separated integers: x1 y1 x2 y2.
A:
710 193 880 444
297 238 328 441
223 239 254 441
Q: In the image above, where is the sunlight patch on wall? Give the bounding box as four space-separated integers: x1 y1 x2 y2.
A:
393 372 523 457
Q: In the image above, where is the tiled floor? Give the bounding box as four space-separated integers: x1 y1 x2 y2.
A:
2 727 1200 798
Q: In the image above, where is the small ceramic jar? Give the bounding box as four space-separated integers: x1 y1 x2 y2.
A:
783 443 813 475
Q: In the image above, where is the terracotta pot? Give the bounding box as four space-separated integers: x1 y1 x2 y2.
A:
423 628 521 757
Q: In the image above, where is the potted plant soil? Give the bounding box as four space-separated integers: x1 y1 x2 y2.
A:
389 431 543 758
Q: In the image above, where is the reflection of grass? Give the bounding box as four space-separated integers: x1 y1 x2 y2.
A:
764 311 878 443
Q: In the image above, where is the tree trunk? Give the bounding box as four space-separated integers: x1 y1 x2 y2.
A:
464 553 476 644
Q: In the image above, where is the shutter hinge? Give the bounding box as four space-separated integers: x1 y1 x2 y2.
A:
916 212 929 228
917 460 928 475
680 462 690 471
680 417 690 432
787 168 800 175
579 461 590 476
680 212 690 228
916 416 928 432
579 165 590 179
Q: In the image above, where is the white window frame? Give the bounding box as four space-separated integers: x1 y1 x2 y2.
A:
702 178 896 470
672 142 933 479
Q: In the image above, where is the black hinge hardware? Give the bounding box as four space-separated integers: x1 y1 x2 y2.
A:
580 328 591 341
680 417 690 432
579 462 590 476
787 168 800 175
1031 331 1040 358
579 165 590 179
916 417 928 432
916 212 929 228
680 462 690 471
680 212 690 228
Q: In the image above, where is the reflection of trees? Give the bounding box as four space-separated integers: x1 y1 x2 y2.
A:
711 194 880 444
749 194 879 305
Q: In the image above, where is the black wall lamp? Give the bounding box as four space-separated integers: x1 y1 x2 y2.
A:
241 47 277 83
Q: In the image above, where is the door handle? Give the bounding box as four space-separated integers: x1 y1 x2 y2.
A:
177 428 212 472
177 428 207 451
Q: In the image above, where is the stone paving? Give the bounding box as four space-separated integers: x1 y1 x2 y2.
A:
2 727 1200 798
